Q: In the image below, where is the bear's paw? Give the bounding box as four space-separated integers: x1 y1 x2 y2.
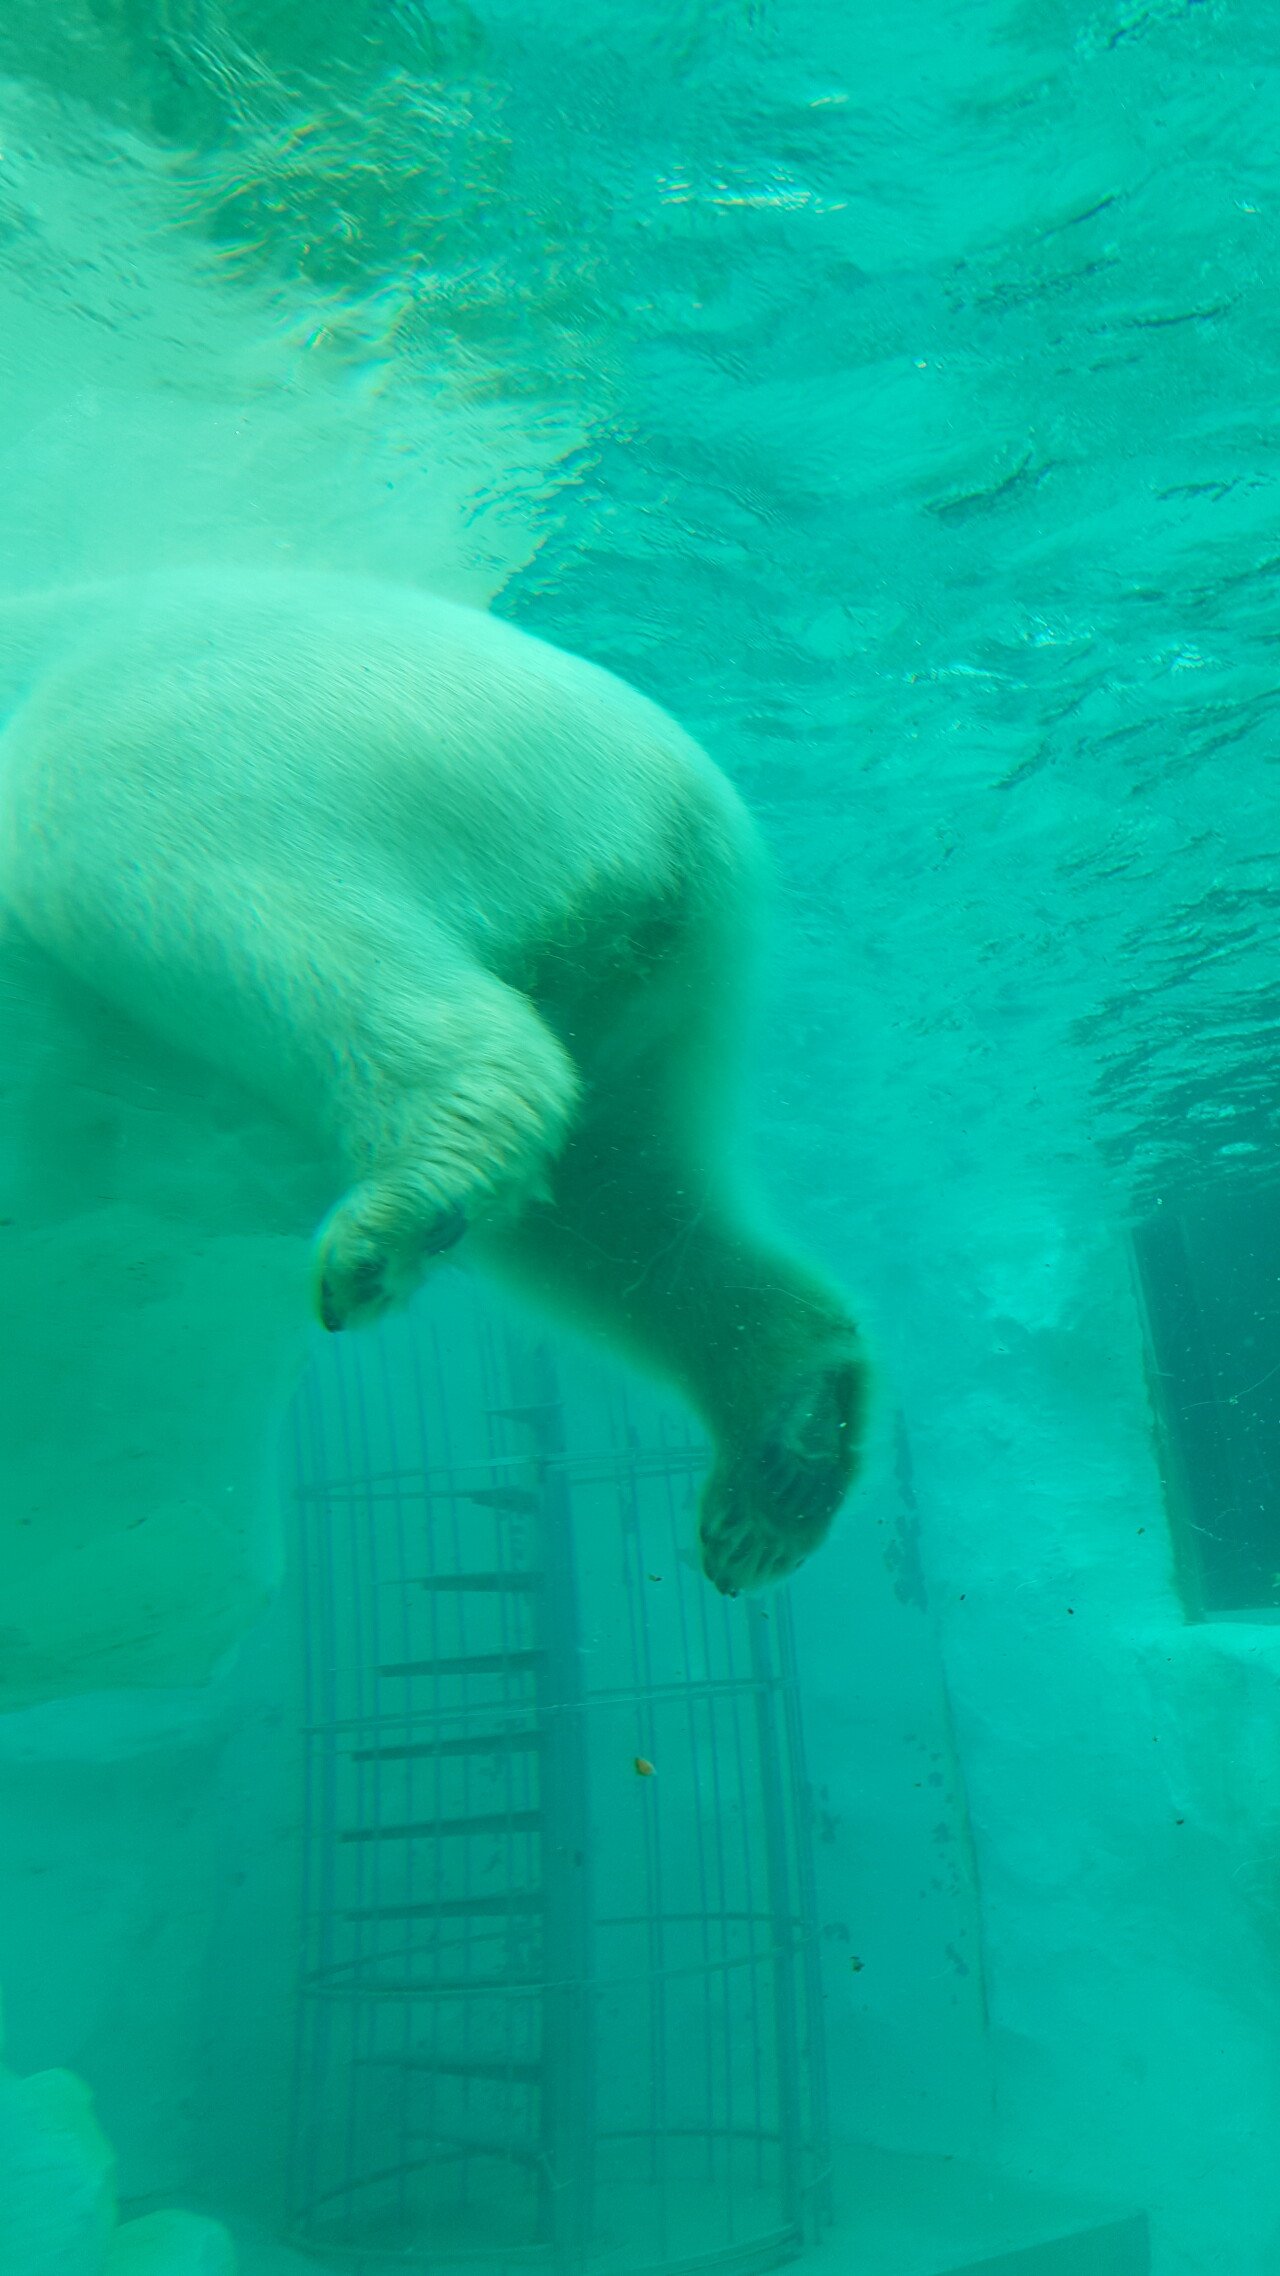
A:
316 1192 468 1333
699 1353 866 1595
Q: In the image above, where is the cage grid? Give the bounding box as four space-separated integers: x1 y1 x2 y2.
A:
287 1285 830 2273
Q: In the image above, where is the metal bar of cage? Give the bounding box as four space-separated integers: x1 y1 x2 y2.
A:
286 1296 830 2273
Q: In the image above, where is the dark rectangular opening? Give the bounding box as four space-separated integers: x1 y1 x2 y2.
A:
1134 1185 1280 1619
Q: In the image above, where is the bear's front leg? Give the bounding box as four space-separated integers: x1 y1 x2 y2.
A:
313 946 580 1332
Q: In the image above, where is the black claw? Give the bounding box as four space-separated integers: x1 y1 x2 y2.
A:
717 1518 753 1551
319 1252 385 1333
759 1441 834 1526
757 1359 862 1528
421 1204 468 1259
757 1441 793 1497
348 1257 387 1304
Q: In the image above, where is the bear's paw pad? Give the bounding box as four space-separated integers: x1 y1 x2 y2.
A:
757 1358 862 1522
700 1356 864 1595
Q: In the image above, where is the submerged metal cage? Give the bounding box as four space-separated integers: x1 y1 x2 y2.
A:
286 1279 830 2274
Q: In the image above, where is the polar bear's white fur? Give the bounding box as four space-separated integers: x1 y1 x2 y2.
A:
0 570 865 1594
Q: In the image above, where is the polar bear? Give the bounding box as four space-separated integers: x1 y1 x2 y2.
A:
0 569 865 1593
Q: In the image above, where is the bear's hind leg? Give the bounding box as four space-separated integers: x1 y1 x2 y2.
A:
478 1085 867 1591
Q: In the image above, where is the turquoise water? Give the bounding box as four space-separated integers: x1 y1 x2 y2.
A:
1 4 1279 2274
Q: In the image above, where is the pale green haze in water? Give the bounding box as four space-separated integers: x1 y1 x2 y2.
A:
0 6 1278 2276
